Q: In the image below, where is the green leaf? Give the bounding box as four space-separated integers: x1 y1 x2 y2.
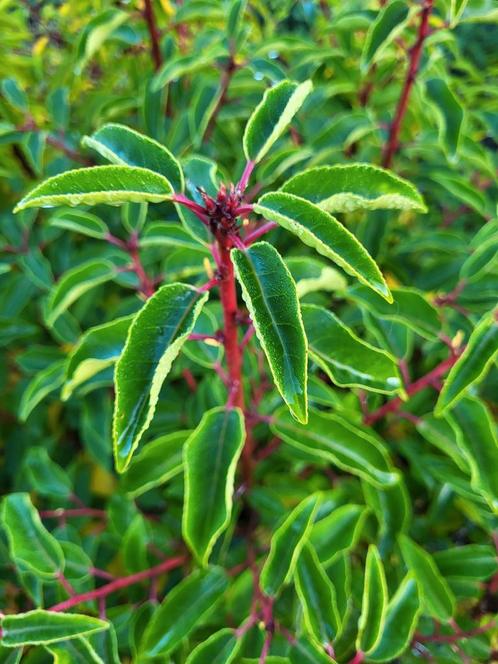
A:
357 545 388 654
183 407 245 565
140 221 202 250
426 78 464 158
436 309 498 414
24 447 72 499
45 259 116 327
302 305 402 395
398 535 455 622
289 637 337 664
281 164 426 213
185 628 240 664
362 1 411 69
460 238 498 282
49 209 109 239
433 545 498 580
260 493 320 597
82 123 183 192
243 79 312 163
0 645 22 664
311 504 369 564
121 430 191 498
1 493 64 578
1 77 28 112
14 165 174 212
271 407 399 488
46 637 105 663
19 360 66 421
367 575 421 662
295 543 340 644
142 567 228 657
448 396 498 511
113 283 208 472
232 242 308 423
63 315 133 400
152 44 226 90
0 611 108 647
254 193 391 301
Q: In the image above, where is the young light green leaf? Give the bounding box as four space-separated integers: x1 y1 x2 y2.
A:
281 164 426 213
260 494 320 597
434 545 498 580
243 79 312 163
183 407 245 566
271 407 399 488
362 1 411 69
185 628 240 664
46 637 105 663
310 504 369 564
19 360 66 421
367 575 421 662
82 123 183 192
24 447 72 499
436 309 498 414
232 242 308 423
302 305 402 395
113 283 208 473
295 543 340 645
121 430 191 498
49 209 109 239
254 193 391 301
1 493 64 578
14 165 174 212
142 567 228 657
0 611 108 647
45 259 116 326
398 535 455 622
63 315 133 400
357 545 388 654
426 78 464 158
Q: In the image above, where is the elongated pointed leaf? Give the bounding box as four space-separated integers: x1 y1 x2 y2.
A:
2 493 64 578
367 575 421 662
436 309 498 414
24 447 72 499
49 209 108 239
82 123 183 192
121 430 191 498
243 79 312 163
434 545 498 580
232 242 308 423
357 545 388 654
141 221 202 250
281 164 426 213
311 505 368 564
290 637 336 664
426 78 464 158
295 543 340 644
272 407 399 488
46 637 105 663
45 259 116 327
260 494 320 597
0 611 108 647
302 305 402 395
19 359 66 421
398 535 455 622
185 628 240 664
113 283 208 472
254 193 391 301
183 407 245 565
362 1 411 69
14 165 173 212
142 567 228 657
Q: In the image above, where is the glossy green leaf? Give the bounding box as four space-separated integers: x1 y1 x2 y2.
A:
460 238 498 281
357 545 388 654
434 544 498 580
260 493 320 596
281 164 426 213
185 628 240 664
436 309 498 414
24 447 72 499
415 414 468 471
49 209 108 239
363 479 412 541
82 123 183 192
272 407 399 488
426 78 464 158
367 575 421 662
362 1 410 69
63 315 133 400
287 256 347 298
243 79 313 163
113 283 208 473
254 193 391 301
398 535 455 622
289 637 337 664
295 543 340 644
1 78 28 112
142 567 228 657
183 407 245 565
232 242 308 423
178 155 219 245
152 45 226 90
19 359 66 421
302 305 402 395
0 645 22 664
448 396 498 511
0 611 108 647
46 637 105 663
1 493 64 578
14 165 174 212
311 504 369 564
121 430 191 498
140 221 202 250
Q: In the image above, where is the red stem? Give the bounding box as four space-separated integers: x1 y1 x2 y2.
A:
49 556 185 612
237 160 256 193
381 0 434 168
143 0 162 71
415 621 496 644
245 222 278 245
40 508 107 519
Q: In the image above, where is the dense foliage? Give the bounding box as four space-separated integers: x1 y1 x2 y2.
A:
1 1 497 663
